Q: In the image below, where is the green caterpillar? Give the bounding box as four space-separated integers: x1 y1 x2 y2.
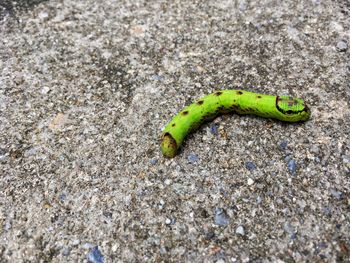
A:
161 90 311 158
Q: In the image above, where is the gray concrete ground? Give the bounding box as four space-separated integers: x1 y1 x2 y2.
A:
1 0 349 262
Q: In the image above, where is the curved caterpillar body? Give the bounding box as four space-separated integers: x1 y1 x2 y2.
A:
161 90 311 158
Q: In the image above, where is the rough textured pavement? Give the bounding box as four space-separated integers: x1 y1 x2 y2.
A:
1 0 350 262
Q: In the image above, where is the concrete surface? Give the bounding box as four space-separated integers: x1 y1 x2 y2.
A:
1 0 349 262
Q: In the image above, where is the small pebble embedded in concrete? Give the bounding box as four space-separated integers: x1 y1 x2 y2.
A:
245 161 256 171
288 159 297 174
62 247 70 256
257 196 262 204
151 75 165 81
150 159 158 165
330 189 343 200
41 86 50 94
283 222 296 236
59 193 67 202
336 40 347 52
187 153 199 163
236 225 245 236
323 206 332 216
310 145 320 154
214 208 230 226
209 124 218 135
279 141 288 150
247 178 254 185
87 246 104 263
165 217 176 225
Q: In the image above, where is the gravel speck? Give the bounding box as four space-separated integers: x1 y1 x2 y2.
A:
165 218 176 225
205 231 215 240
288 159 297 174
160 246 168 254
87 246 104 263
41 86 50 94
164 179 172 185
247 178 254 186
323 206 332 216
330 189 343 200
279 141 288 150
285 155 292 162
38 11 49 20
83 243 94 249
283 222 296 236
336 40 347 52
188 153 199 163
72 239 80 246
235 225 245 236
310 145 320 154
257 196 262 204
0 153 8 163
318 242 328 249
151 75 165 81
158 199 165 209
245 161 256 171
214 208 230 226
209 124 218 135
59 193 67 202
4 219 11 231
24 147 36 157
150 159 158 165
62 247 70 256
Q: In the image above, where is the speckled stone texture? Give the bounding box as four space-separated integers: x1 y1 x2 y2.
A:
1 0 349 262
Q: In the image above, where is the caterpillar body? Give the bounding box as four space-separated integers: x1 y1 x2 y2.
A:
161 90 311 158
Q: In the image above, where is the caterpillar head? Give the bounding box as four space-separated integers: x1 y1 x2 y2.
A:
276 96 311 122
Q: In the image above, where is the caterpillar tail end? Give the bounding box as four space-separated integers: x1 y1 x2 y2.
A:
161 132 178 158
